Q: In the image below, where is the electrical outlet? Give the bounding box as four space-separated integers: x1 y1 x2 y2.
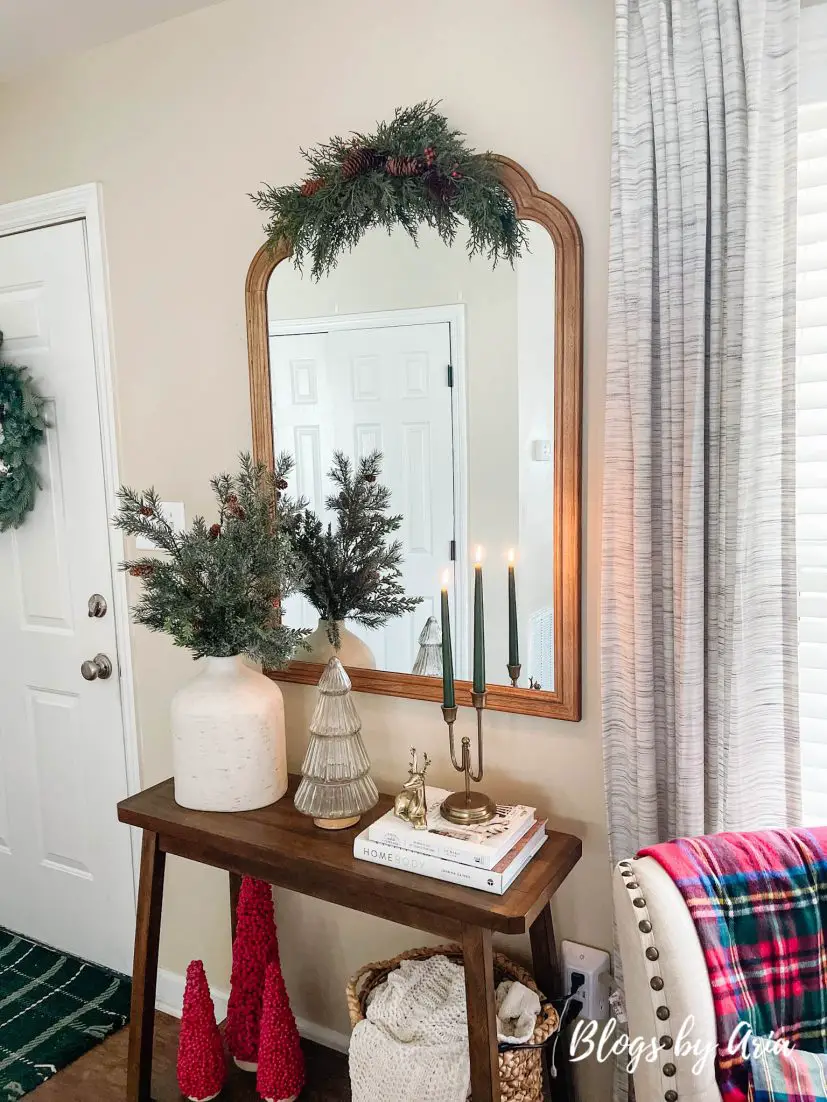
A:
561 940 611 1020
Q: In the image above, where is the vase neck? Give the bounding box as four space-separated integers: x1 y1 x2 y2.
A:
201 655 244 674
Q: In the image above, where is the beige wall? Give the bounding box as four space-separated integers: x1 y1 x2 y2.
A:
0 0 612 1094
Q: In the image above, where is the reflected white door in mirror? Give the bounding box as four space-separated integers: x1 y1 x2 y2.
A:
270 310 462 675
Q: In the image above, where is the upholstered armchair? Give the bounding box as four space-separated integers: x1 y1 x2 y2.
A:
613 857 721 1102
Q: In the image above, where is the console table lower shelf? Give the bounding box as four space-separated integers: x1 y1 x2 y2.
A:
117 775 582 1102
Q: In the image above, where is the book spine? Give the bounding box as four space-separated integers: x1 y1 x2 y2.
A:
353 837 509 894
364 826 504 869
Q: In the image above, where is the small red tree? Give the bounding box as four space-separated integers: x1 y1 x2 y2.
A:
256 960 305 1102
177 960 226 1102
225 876 279 1068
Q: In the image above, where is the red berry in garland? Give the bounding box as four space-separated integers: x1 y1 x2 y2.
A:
423 145 436 167
225 877 280 1070
177 960 226 1102
256 961 305 1102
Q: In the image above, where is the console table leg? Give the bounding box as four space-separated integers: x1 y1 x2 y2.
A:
127 830 166 1102
229 871 241 943
530 901 573 1102
462 925 500 1102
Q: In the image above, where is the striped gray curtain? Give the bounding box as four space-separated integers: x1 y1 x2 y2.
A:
602 0 801 871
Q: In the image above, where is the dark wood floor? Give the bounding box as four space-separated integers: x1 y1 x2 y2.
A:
29 1012 351 1101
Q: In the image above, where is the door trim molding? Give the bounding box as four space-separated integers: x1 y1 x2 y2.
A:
0 183 141 906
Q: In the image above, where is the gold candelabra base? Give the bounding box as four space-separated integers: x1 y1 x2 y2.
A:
441 787 497 825
508 662 522 688
440 693 497 825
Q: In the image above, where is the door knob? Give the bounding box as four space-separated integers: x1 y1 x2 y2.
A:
81 654 113 681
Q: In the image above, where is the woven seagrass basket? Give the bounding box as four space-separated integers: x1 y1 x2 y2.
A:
346 943 560 1102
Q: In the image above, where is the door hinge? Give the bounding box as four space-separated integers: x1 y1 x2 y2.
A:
450 540 456 561
447 363 454 387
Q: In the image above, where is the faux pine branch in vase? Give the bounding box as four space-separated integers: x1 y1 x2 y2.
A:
290 450 423 668
114 452 307 666
113 453 308 813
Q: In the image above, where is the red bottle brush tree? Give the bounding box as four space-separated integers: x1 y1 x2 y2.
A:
225 876 279 1068
256 960 305 1102
177 960 226 1102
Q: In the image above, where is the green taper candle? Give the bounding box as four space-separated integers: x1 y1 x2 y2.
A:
473 547 486 694
507 549 519 667
440 572 455 709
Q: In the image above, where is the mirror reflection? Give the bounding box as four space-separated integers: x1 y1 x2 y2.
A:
267 220 556 691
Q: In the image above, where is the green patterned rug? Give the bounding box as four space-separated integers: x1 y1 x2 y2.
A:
0 927 131 1100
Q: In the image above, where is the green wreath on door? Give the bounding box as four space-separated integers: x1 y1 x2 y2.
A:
0 332 47 532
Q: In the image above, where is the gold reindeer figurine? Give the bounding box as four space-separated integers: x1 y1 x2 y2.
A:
393 748 432 830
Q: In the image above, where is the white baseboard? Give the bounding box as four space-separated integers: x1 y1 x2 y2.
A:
154 968 350 1055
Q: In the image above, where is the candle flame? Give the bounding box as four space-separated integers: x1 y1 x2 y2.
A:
441 568 451 588
475 544 483 564
508 548 515 565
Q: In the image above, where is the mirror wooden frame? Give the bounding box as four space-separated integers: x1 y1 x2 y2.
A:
246 155 583 720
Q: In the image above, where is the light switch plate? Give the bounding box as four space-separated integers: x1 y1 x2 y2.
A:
531 439 553 462
136 501 186 550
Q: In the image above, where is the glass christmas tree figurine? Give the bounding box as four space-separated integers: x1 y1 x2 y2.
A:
411 615 443 677
294 658 379 830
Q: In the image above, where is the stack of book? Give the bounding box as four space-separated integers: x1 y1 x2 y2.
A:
353 788 546 895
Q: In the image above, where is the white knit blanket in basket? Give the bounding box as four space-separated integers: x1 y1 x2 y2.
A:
349 955 471 1102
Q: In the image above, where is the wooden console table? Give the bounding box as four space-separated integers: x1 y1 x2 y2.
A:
117 776 582 1102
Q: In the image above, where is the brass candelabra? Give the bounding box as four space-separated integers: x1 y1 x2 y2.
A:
440 691 497 825
507 662 521 688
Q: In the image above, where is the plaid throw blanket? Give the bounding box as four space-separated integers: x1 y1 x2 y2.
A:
750 1047 827 1101
639 829 827 1101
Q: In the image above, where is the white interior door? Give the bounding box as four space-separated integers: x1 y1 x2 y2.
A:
0 220 135 973
271 319 456 673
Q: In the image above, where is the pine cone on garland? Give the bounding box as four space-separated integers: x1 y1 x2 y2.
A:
208 523 221 541
340 145 384 180
386 154 422 177
299 177 325 198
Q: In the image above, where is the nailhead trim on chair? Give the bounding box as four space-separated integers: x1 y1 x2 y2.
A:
621 858 680 1101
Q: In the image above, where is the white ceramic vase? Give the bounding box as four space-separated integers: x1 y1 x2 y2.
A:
301 619 377 669
171 655 287 812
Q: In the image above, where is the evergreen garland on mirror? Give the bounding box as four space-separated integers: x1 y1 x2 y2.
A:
114 452 308 666
251 101 526 279
290 451 422 648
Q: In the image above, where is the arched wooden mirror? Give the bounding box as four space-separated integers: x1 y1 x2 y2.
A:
246 156 583 720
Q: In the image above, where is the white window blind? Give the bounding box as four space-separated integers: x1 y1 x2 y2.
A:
798 97 827 823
